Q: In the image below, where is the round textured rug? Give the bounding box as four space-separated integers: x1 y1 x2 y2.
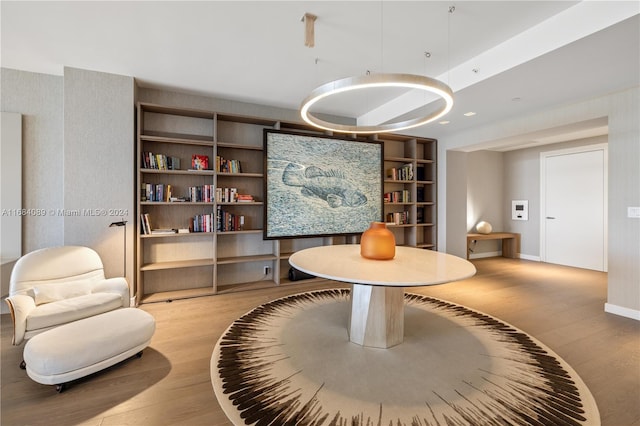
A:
211 289 599 426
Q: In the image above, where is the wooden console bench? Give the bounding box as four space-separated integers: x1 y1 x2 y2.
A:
466 232 521 260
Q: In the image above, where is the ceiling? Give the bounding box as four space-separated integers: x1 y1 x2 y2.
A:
2 1 639 150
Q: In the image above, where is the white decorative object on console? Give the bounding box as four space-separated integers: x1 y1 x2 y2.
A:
476 221 493 234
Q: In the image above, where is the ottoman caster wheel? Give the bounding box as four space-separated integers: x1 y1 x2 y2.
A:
136 351 143 359
19 360 26 370
56 383 67 393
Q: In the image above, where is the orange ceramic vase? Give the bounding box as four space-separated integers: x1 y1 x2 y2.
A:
360 222 396 260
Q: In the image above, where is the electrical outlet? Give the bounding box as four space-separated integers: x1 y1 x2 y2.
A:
263 266 271 275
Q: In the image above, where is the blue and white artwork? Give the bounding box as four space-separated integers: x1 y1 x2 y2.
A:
265 131 383 238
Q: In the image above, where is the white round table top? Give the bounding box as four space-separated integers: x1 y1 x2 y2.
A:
289 244 476 287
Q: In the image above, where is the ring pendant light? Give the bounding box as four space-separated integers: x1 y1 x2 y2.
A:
300 73 454 134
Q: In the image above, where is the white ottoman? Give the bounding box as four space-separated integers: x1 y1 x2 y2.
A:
23 307 155 392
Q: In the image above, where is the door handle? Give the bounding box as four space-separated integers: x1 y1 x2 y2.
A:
546 216 556 219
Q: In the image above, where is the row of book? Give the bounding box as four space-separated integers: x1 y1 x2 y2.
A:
189 185 215 202
192 213 214 233
141 183 173 202
141 183 217 202
384 190 411 203
141 153 214 171
140 211 242 234
387 163 414 181
216 156 242 173
386 211 410 225
142 152 181 170
216 188 255 203
218 187 237 203
217 206 245 232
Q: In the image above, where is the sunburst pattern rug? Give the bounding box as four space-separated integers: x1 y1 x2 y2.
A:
211 288 599 425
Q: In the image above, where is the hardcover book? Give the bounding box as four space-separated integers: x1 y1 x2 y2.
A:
191 154 209 170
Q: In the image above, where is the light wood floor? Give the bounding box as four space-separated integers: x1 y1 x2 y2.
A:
2 258 638 426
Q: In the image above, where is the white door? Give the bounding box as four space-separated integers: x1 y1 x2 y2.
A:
541 145 607 271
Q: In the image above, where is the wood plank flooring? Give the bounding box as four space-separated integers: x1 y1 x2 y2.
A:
2 258 638 425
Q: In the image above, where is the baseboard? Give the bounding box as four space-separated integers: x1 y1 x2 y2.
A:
469 252 541 261
518 254 541 262
604 303 640 321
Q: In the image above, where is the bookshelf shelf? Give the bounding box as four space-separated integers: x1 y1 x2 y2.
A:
140 232 213 239
216 254 278 265
387 223 414 228
385 156 414 163
216 172 263 178
384 179 414 184
217 142 263 151
140 258 215 271
216 229 262 235
140 201 215 206
217 202 264 206
136 101 437 305
279 252 294 260
140 133 214 146
141 169 215 176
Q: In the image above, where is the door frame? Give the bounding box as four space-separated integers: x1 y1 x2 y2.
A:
539 143 608 271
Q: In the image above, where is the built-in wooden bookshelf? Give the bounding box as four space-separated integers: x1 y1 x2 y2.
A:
136 102 437 304
379 133 437 249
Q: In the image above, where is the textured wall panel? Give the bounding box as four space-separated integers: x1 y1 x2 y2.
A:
1 68 63 252
63 67 134 287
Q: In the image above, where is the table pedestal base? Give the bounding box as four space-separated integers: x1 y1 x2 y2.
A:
348 284 404 348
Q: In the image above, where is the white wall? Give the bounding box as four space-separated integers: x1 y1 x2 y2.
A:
1 68 64 252
1 112 22 261
445 150 506 258
63 67 135 286
445 151 467 258
1 112 22 305
466 151 504 256
606 89 640 318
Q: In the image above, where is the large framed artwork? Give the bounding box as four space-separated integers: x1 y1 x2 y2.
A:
264 130 383 239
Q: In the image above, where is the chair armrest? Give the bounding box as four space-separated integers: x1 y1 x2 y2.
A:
5 295 36 345
91 278 130 307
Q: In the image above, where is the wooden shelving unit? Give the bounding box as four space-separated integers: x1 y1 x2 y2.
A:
135 102 437 304
379 134 437 249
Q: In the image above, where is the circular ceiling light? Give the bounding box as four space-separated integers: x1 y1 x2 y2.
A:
300 73 454 134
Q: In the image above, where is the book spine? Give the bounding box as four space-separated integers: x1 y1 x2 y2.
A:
143 213 151 234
